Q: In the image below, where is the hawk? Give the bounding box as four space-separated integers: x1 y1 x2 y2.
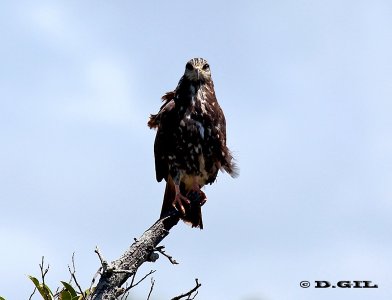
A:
148 58 238 229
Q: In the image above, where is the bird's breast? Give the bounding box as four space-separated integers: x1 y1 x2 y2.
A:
181 154 209 190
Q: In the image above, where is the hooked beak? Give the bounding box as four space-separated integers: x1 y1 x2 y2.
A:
195 69 200 80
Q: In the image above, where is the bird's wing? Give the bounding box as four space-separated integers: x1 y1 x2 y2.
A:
205 84 238 178
148 92 177 182
147 91 176 128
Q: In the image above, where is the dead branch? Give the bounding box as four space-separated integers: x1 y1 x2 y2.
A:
146 278 155 300
119 269 156 297
154 246 179 265
94 246 107 269
87 212 180 300
68 253 86 299
171 279 201 300
28 287 36 300
130 270 156 289
39 257 49 292
39 256 51 300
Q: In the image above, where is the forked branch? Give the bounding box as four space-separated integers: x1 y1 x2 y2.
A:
87 212 180 300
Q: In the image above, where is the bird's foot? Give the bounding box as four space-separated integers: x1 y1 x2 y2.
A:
173 192 190 215
186 189 207 207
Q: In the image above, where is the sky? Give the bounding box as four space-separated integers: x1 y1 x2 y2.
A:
1 1 392 299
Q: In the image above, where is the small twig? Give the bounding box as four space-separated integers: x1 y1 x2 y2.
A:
89 246 106 294
129 268 138 288
39 256 50 300
52 287 60 298
119 282 129 300
68 253 86 300
171 279 201 300
146 278 155 300
154 246 179 264
131 270 156 289
94 246 108 269
188 290 198 300
119 270 155 298
28 287 37 300
39 256 49 287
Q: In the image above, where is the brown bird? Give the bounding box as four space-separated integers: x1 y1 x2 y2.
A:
148 58 238 229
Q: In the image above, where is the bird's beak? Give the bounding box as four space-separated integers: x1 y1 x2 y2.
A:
195 69 200 80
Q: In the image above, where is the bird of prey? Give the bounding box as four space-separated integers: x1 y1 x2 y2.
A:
148 58 238 229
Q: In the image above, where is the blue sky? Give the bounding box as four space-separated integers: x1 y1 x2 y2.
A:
1 1 391 299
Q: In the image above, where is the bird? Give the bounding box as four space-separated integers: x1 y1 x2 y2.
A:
148 58 238 229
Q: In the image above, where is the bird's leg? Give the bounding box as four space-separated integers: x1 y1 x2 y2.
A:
191 178 200 192
172 174 190 215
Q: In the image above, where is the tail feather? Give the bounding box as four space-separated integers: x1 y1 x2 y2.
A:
223 149 239 178
160 177 176 219
224 160 239 178
183 190 204 229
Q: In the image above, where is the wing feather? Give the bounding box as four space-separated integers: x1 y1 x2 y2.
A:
148 92 177 182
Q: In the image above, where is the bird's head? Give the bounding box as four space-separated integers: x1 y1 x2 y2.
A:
184 58 211 82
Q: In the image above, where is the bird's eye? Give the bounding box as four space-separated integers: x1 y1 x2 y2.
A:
186 63 193 70
202 64 210 71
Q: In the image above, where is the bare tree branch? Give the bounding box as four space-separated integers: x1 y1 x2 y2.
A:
189 290 199 300
29 210 203 299
154 246 179 265
39 257 49 289
39 256 51 300
28 287 36 300
171 279 201 300
87 212 180 300
146 278 155 300
94 246 108 270
68 253 86 300
131 270 156 289
129 267 138 288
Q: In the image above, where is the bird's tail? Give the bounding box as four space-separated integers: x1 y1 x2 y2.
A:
160 177 203 229
160 177 176 219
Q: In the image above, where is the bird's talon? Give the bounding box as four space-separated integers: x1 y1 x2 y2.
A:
186 189 206 206
173 193 190 215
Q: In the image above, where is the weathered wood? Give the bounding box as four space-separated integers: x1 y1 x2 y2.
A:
88 213 180 300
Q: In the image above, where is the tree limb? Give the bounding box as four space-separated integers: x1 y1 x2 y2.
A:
88 212 180 300
146 278 155 300
171 279 201 300
68 253 85 299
